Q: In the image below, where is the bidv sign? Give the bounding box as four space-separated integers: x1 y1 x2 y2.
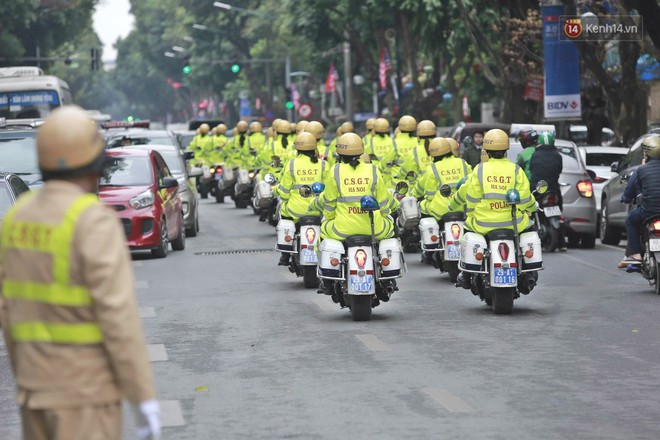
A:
545 94 581 119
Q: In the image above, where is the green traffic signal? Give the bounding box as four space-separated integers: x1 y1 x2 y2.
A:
231 64 240 73
183 65 192 74
285 101 294 110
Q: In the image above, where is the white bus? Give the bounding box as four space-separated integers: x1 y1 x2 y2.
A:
0 66 73 120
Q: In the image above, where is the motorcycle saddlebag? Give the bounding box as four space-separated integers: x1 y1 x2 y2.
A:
459 232 487 272
520 231 543 270
318 238 344 278
276 219 296 252
378 238 403 277
397 196 421 229
419 217 440 250
253 181 273 209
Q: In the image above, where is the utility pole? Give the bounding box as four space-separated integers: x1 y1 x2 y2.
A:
343 41 353 122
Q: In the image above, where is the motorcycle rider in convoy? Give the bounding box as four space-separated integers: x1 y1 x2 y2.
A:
257 119 294 178
247 121 266 157
363 118 376 149
621 135 660 265
529 131 566 251
189 123 214 164
379 115 418 187
304 121 330 164
417 137 470 264
213 123 228 151
364 118 394 164
447 137 461 158
276 132 329 266
310 133 399 295
397 120 438 181
515 129 538 180
449 129 537 290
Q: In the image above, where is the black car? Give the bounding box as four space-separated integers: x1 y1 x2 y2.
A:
0 126 42 188
0 172 31 219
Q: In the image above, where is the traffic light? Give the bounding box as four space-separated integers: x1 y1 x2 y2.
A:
182 56 192 75
90 48 100 71
285 87 294 110
231 64 240 74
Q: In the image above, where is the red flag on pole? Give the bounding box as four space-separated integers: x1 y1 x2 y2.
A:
325 62 339 93
379 48 392 90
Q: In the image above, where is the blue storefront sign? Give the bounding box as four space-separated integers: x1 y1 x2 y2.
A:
0 91 60 109
542 4 582 120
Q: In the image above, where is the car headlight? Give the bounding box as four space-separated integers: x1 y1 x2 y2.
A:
129 190 154 210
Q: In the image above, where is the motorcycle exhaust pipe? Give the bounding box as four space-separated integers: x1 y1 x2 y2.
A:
384 284 395 295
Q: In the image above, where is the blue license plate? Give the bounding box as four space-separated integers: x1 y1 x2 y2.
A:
493 267 517 286
301 249 318 264
349 275 373 292
446 244 460 260
214 173 222 180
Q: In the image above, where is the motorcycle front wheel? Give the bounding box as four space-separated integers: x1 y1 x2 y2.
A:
490 287 514 315
349 295 372 321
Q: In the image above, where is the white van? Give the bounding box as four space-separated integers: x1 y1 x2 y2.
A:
0 67 72 120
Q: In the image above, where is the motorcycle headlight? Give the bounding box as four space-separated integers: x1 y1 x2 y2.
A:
248 172 255 179
129 190 154 210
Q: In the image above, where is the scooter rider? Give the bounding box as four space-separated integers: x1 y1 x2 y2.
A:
365 118 394 163
515 129 538 180
397 120 437 181
276 132 328 266
363 118 376 148
621 134 660 264
529 131 566 251
379 115 418 186
418 137 470 210
311 133 398 293
451 129 537 289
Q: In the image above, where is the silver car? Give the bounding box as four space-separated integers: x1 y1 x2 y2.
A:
123 144 201 237
578 145 628 214
508 139 598 248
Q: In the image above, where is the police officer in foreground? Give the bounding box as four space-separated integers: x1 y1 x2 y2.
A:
450 129 536 289
0 106 160 440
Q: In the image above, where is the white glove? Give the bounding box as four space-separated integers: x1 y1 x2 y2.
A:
133 399 161 440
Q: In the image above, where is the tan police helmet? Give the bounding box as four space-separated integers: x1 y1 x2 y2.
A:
642 134 660 159
277 119 292 134
365 118 376 131
272 118 282 132
217 124 227 134
335 126 343 137
200 123 210 135
417 120 437 137
236 120 249 133
295 132 317 151
374 118 390 134
289 121 297 133
37 105 104 174
360 152 372 163
305 121 325 141
212 126 219 136
445 137 460 157
249 121 263 134
482 129 510 151
428 137 451 157
296 120 309 134
336 132 364 156
398 115 417 132
340 121 354 133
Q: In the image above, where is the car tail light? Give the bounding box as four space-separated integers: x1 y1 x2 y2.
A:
653 220 660 235
543 194 558 206
451 224 461 239
577 180 593 198
592 176 607 183
498 242 510 261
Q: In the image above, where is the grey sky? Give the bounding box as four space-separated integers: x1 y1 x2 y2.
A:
92 0 135 61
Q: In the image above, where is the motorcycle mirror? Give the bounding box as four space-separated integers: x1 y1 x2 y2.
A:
311 182 325 195
506 189 521 205
395 181 409 195
264 173 275 184
360 195 380 212
406 171 417 181
439 184 452 198
299 185 313 198
535 180 548 195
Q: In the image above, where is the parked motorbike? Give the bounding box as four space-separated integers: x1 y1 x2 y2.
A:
317 182 408 321
536 191 563 252
419 210 466 283
455 181 547 315
274 180 324 289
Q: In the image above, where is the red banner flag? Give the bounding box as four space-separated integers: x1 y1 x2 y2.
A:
325 62 339 93
379 48 392 90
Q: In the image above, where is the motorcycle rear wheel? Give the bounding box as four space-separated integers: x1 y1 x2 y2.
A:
655 260 659 296
302 266 319 289
541 225 558 253
444 261 460 283
491 287 514 315
349 295 372 321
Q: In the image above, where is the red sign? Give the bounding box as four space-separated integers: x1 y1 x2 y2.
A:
298 104 313 119
523 75 544 102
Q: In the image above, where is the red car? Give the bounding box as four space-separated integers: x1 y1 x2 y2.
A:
100 148 185 258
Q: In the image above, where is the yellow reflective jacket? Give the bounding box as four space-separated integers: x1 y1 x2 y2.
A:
365 134 395 162
416 156 470 200
278 154 328 220
449 157 536 234
398 142 434 181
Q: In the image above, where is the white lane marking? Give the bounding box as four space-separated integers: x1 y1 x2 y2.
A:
147 344 168 362
355 334 391 352
160 400 185 427
559 253 620 276
424 388 475 413
132 261 144 267
138 307 156 318
135 280 149 289
312 297 336 311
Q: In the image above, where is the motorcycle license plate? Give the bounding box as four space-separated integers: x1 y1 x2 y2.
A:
349 275 374 292
214 173 222 181
301 248 318 264
649 239 660 252
544 206 562 217
446 244 460 260
493 267 517 286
